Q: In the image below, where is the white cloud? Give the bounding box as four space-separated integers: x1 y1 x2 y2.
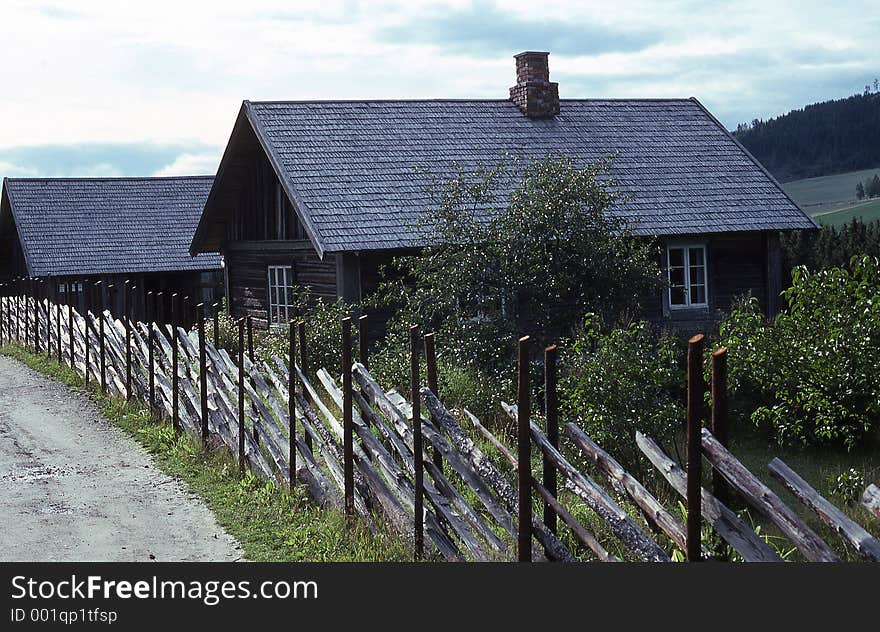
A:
153 152 221 176
0 0 875 157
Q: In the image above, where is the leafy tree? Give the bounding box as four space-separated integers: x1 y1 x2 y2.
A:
366 154 662 420
720 256 880 448
371 153 660 348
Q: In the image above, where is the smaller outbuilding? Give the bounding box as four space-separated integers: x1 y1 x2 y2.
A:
0 176 222 322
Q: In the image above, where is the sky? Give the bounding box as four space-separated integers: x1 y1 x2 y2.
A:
0 0 876 181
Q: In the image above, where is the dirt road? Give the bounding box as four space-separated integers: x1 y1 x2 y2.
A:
0 355 242 561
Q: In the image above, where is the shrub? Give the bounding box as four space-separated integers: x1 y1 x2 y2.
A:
214 288 354 379
560 315 685 473
720 256 880 448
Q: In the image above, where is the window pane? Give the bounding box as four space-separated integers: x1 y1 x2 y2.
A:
668 248 684 267
689 265 705 285
668 267 685 287
689 247 704 266
690 284 706 305
670 286 687 305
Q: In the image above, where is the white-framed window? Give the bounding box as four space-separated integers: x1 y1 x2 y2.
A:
267 265 295 325
667 244 708 308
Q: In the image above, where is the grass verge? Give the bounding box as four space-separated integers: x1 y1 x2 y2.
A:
0 341 412 562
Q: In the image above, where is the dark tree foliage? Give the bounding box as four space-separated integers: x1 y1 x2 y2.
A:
781 219 880 277
733 89 880 181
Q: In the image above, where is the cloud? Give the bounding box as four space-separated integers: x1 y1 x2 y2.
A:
153 151 221 176
0 142 219 181
0 0 876 150
375 0 660 56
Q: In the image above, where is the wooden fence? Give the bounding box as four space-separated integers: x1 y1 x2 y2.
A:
0 283 877 562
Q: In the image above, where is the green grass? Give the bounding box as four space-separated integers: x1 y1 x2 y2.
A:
813 199 880 228
782 167 880 213
0 341 413 562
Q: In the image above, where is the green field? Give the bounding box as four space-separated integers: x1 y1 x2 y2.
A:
781 167 880 227
813 199 880 227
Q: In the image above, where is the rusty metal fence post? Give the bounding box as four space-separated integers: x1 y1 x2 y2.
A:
237 318 246 475
298 320 312 451
67 281 75 370
147 291 155 410
124 280 132 400
543 344 558 535
289 320 296 491
246 315 254 363
212 301 220 348
686 333 705 562
83 280 90 385
97 282 107 393
171 293 180 433
358 314 369 369
341 316 354 516
517 335 532 562
198 303 209 445
411 324 424 559
711 346 729 506
424 332 442 473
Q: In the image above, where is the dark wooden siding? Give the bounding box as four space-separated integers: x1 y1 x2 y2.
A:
226 242 336 328
646 231 773 330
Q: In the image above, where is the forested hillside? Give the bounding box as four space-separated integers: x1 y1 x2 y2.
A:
733 86 880 182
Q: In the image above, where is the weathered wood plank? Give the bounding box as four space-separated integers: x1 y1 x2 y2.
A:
420 387 574 562
565 423 697 557
768 459 880 561
502 403 669 562
701 429 839 562
636 432 781 562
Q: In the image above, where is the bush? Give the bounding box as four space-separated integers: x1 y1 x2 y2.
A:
560 315 685 473
720 256 880 448
214 288 354 379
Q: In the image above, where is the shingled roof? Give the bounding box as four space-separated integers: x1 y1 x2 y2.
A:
192 97 816 258
2 176 221 277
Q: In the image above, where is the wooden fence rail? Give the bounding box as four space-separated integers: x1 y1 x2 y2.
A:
0 287 876 563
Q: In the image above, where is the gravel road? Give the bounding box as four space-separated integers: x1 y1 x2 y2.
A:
0 355 242 561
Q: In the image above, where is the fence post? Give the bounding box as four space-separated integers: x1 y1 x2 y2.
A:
246 315 254 363
97 282 107 393
171 293 180 433
67 281 75 370
83 280 90 384
297 319 312 451
424 332 443 473
410 324 424 559
238 318 246 475
198 303 209 445
711 346 729 506
54 282 61 363
686 333 705 562
543 344 558 535
212 301 220 348
341 316 354 517
124 280 132 400
157 291 165 326
358 314 369 369
147 291 155 410
34 279 41 354
517 335 532 562
289 320 296 491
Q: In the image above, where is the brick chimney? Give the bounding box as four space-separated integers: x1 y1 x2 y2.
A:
509 51 559 118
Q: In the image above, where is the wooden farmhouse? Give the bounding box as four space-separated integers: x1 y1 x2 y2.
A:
189 51 817 330
0 176 221 322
